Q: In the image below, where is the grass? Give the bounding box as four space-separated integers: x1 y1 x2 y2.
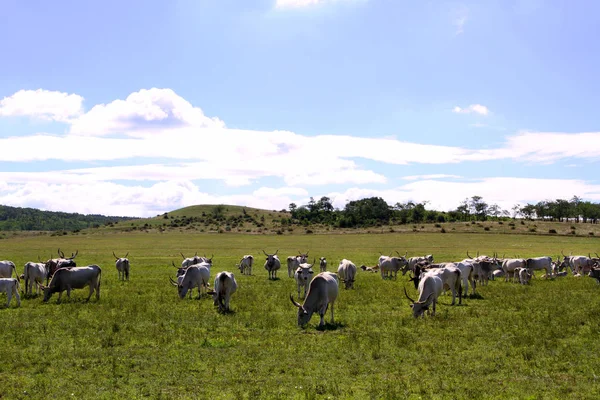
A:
1 231 600 398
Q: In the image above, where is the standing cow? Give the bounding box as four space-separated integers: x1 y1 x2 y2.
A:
0 260 19 280
238 255 254 275
0 278 21 307
319 257 327 272
294 260 315 299
113 252 130 281
22 262 48 295
263 250 281 280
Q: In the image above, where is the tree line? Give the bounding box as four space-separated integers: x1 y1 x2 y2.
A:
0 205 136 231
287 195 600 228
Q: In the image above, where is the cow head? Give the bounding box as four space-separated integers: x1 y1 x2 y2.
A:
319 257 326 265
113 251 129 260
290 294 312 327
296 264 314 283
297 251 309 264
58 248 78 260
404 287 434 318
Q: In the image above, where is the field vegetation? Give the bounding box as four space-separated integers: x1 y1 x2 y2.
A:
0 229 599 399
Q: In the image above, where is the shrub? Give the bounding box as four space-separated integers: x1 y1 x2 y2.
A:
511 226 516 230
529 228 536 233
276 229 283 235
305 229 313 234
434 223 442 228
498 221 503 225
440 228 446 233
520 220 525 225
484 227 490 231
549 229 557 234
589 232 595 236
570 230 576 235
570 225 576 230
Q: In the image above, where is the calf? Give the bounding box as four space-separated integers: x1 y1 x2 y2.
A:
518 268 532 285
208 271 237 312
290 271 339 328
0 278 20 307
113 252 130 281
238 255 254 275
337 259 357 289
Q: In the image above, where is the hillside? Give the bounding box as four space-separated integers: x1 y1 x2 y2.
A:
0 204 137 232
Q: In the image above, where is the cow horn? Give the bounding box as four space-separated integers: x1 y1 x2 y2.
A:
58 248 64 258
561 250 565 257
169 277 178 287
419 291 435 305
403 287 415 303
405 251 408 258
70 250 78 259
113 251 119 260
290 294 302 308
274 249 279 255
595 253 599 259
467 251 472 259
195 252 198 257
262 250 268 256
172 261 178 268
124 252 129 258
395 250 401 256
180 252 186 259
306 251 309 256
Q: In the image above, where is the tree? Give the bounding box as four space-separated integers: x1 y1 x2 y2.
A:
469 196 488 221
288 203 297 213
455 198 470 221
487 204 501 218
520 204 536 220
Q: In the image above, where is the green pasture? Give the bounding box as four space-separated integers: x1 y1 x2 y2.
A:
0 232 599 399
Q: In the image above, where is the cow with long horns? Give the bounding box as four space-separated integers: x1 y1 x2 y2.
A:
263 250 281 280
290 271 339 328
404 273 443 318
113 252 130 281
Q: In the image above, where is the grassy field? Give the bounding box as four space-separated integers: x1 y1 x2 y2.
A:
1 231 599 399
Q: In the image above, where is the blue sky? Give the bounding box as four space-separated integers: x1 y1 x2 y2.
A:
1 0 600 217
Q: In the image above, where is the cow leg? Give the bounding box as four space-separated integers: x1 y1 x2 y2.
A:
330 302 334 324
87 283 94 301
432 299 437 316
57 291 63 303
13 286 20 307
6 289 11 307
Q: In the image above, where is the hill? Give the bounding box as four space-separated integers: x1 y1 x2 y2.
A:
0 204 137 232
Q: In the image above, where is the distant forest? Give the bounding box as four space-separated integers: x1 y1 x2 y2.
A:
0 205 136 231
288 195 600 228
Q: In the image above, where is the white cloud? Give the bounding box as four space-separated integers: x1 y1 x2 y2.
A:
0 89 84 122
453 104 489 115
69 88 225 136
402 174 462 181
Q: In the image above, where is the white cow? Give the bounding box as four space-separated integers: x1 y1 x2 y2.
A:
238 255 254 275
263 250 281 280
170 264 211 299
502 259 528 282
406 254 434 274
113 252 130 281
319 257 327 272
208 271 237 312
518 268 532 285
525 256 552 278
286 256 301 278
290 271 339 328
42 265 102 303
22 262 48 295
337 259 357 289
0 260 18 280
378 254 408 279
180 252 202 268
404 274 443 318
420 265 462 306
0 278 20 307
560 252 593 275
294 261 315 299
455 261 476 296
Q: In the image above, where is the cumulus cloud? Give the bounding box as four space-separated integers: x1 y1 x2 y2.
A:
69 88 225 136
453 104 489 116
0 89 84 122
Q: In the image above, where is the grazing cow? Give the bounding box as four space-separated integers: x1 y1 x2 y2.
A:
45 249 78 283
0 278 20 307
290 271 339 328
455 261 476 296
560 251 593 275
113 252 130 281
419 265 462 306
588 268 600 284
208 271 237 312
502 258 527 282
337 259 357 289
378 253 408 279
170 264 211 299
526 256 552 278
0 260 19 280
294 260 315 299
42 265 101 303
263 250 281 280
404 273 443 318
319 257 327 272
22 262 48 295
238 255 254 275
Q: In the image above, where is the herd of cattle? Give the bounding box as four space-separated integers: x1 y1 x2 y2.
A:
1 248 599 326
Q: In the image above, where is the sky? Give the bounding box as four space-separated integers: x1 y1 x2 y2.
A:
1 0 600 217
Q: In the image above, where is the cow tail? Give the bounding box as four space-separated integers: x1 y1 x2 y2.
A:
13 263 19 282
23 263 29 293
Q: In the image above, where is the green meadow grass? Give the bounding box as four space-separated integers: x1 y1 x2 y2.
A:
0 232 599 399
